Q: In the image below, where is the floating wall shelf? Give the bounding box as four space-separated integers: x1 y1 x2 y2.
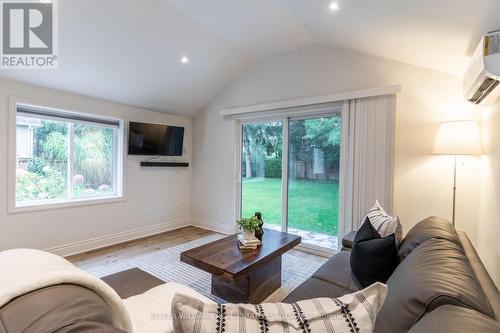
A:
140 162 189 167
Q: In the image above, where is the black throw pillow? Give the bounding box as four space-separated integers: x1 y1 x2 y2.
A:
350 217 399 287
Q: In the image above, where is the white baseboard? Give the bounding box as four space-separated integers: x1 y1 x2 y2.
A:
42 217 333 260
191 217 234 235
46 218 191 257
45 217 234 258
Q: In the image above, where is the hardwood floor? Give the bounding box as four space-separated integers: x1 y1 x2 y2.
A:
68 226 216 276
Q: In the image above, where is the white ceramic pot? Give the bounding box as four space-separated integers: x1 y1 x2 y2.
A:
242 230 256 241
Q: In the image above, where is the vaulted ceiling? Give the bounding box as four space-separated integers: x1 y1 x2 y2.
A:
1 0 499 116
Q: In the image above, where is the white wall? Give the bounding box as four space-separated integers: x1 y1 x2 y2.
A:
0 77 192 256
192 44 485 257
479 101 500 286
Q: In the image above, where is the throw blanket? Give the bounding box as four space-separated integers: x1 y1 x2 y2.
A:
0 249 133 332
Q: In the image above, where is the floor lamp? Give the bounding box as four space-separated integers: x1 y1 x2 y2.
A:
432 120 482 227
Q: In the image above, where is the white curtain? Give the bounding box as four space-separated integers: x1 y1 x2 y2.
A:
340 94 397 233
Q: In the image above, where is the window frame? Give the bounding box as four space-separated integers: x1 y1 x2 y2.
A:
8 96 125 213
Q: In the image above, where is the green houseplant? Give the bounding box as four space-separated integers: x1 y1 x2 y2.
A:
237 216 261 241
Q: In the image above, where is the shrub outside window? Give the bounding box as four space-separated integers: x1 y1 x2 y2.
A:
14 104 123 208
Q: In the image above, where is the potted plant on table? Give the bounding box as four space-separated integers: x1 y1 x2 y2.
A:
237 216 261 242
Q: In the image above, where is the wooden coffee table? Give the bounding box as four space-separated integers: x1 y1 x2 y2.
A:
180 229 301 303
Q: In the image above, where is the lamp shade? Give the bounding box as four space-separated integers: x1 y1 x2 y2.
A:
432 120 482 155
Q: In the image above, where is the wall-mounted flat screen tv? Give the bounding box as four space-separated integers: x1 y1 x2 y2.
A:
128 121 184 156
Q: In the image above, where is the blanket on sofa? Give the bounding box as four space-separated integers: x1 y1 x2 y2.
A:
0 248 133 332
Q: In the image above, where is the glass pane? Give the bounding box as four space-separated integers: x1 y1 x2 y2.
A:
287 116 341 249
16 117 68 203
72 124 114 197
241 121 283 229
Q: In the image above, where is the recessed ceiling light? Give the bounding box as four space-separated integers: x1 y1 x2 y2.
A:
40 0 52 3
329 2 340 11
180 56 189 64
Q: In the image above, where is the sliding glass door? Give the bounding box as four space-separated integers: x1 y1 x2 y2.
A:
287 116 341 250
240 113 342 252
241 121 283 228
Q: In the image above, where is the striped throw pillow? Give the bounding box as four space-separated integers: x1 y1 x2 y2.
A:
172 282 388 333
365 200 402 245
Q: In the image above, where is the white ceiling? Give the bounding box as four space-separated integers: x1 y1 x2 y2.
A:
279 0 500 76
1 0 499 117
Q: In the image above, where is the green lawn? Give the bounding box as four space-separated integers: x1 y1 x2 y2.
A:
242 178 339 235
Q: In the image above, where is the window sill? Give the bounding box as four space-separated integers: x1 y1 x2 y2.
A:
8 195 125 214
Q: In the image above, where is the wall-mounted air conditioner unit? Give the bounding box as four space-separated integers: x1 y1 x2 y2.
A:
463 31 500 104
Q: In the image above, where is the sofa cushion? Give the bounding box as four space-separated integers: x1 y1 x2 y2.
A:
0 284 119 333
341 230 357 249
312 251 362 292
350 218 399 287
375 238 494 333
173 282 388 333
57 321 126 333
398 216 460 259
283 277 353 303
365 200 403 245
408 305 500 333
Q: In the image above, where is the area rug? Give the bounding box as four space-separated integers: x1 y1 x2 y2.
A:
131 234 328 303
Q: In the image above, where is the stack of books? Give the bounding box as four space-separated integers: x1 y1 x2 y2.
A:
237 235 261 250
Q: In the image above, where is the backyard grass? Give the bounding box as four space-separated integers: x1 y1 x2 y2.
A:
242 178 339 235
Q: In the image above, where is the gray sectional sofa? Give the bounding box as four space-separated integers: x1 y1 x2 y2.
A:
283 216 500 332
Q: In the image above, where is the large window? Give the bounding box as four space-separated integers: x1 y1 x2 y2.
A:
13 104 123 209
